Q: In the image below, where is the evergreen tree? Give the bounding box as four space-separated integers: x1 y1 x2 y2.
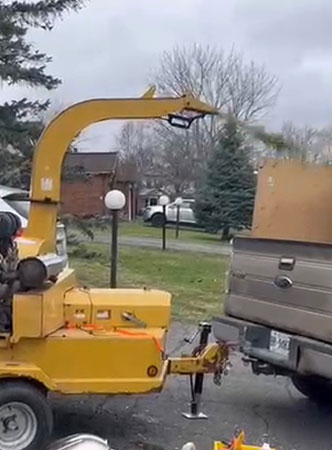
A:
195 115 256 239
0 0 85 188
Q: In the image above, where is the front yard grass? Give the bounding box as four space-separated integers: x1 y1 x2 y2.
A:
94 221 223 245
70 242 228 323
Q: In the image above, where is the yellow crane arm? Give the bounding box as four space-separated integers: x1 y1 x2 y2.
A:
26 94 217 254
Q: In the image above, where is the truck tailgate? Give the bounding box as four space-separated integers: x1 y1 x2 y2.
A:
225 236 332 344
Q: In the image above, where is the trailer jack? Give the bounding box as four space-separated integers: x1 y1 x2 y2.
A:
169 322 230 420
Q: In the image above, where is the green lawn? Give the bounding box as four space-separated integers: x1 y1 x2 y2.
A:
70 242 228 323
93 220 223 245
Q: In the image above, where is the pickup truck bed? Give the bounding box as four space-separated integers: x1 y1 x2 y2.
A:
213 236 332 387
224 236 332 344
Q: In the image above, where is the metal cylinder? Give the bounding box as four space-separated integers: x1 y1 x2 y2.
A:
18 253 67 288
48 434 111 450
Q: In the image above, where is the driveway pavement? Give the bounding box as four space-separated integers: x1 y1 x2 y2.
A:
50 323 332 450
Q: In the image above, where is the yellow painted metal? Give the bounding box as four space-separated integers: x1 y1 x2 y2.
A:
5 270 172 394
12 293 42 342
214 431 276 450
26 93 217 253
0 276 229 394
169 343 227 374
26 203 57 254
64 288 91 327
0 91 226 399
0 327 168 394
0 362 56 391
41 269 77 336
12 270 170 338
64 288 171 329
2 266 227 394
89 289 171 329
215 444 275 449
16 236 45 259
141 85 156 98
11 269 77 343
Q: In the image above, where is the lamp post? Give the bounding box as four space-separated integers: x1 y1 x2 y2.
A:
104 190 126 288
174 197 183 239
159 195 170 251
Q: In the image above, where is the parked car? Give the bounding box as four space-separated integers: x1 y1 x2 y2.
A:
143 198 196 227
0 185 68 264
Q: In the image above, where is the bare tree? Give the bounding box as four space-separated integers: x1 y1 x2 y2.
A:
114 45 279 198
315 126 332 164
264 122 332 165
153 44 279 121
277 121 318 161
115 121 155 172
115 120 199 196
151 128 199 196
148 44 279 195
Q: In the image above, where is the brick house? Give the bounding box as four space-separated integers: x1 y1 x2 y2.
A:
61 152 138 219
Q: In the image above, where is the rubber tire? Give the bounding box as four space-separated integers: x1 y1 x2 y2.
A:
151 213 165 227
0 381 53 450
292 375 332 403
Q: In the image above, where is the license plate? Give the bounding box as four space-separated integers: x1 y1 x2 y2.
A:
269 330 290 357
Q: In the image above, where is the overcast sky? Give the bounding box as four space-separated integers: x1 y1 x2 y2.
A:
7 0 332 149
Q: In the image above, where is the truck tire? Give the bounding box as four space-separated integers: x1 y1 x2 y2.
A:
291 375 332 403
151 213 165 227
0 380 53 450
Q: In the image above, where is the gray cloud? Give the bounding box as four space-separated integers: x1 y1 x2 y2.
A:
5 0 332 146
233 0 332 127
238 0 332 53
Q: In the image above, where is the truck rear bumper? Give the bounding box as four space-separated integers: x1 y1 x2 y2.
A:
213 316 332 379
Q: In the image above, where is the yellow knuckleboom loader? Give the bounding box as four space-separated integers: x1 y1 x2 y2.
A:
0 89 230 450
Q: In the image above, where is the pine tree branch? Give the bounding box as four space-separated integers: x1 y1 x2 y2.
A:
0 0 87 189
6 1 85 29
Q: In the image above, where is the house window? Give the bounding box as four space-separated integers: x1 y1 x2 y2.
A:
145 197 158 207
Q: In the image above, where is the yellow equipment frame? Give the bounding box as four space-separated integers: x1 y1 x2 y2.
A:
26 90 217 254
0 89 226 400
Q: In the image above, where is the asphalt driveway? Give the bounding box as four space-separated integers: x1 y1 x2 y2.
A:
50 324 332 450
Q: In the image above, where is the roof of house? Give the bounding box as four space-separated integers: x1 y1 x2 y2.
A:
64 152 118 174
139 187 164 197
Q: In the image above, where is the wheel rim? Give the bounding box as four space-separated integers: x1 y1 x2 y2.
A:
0 402 38 450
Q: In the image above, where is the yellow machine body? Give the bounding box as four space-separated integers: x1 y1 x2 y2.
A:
1 266 224 394
4 268 171 394
0 90 225 396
